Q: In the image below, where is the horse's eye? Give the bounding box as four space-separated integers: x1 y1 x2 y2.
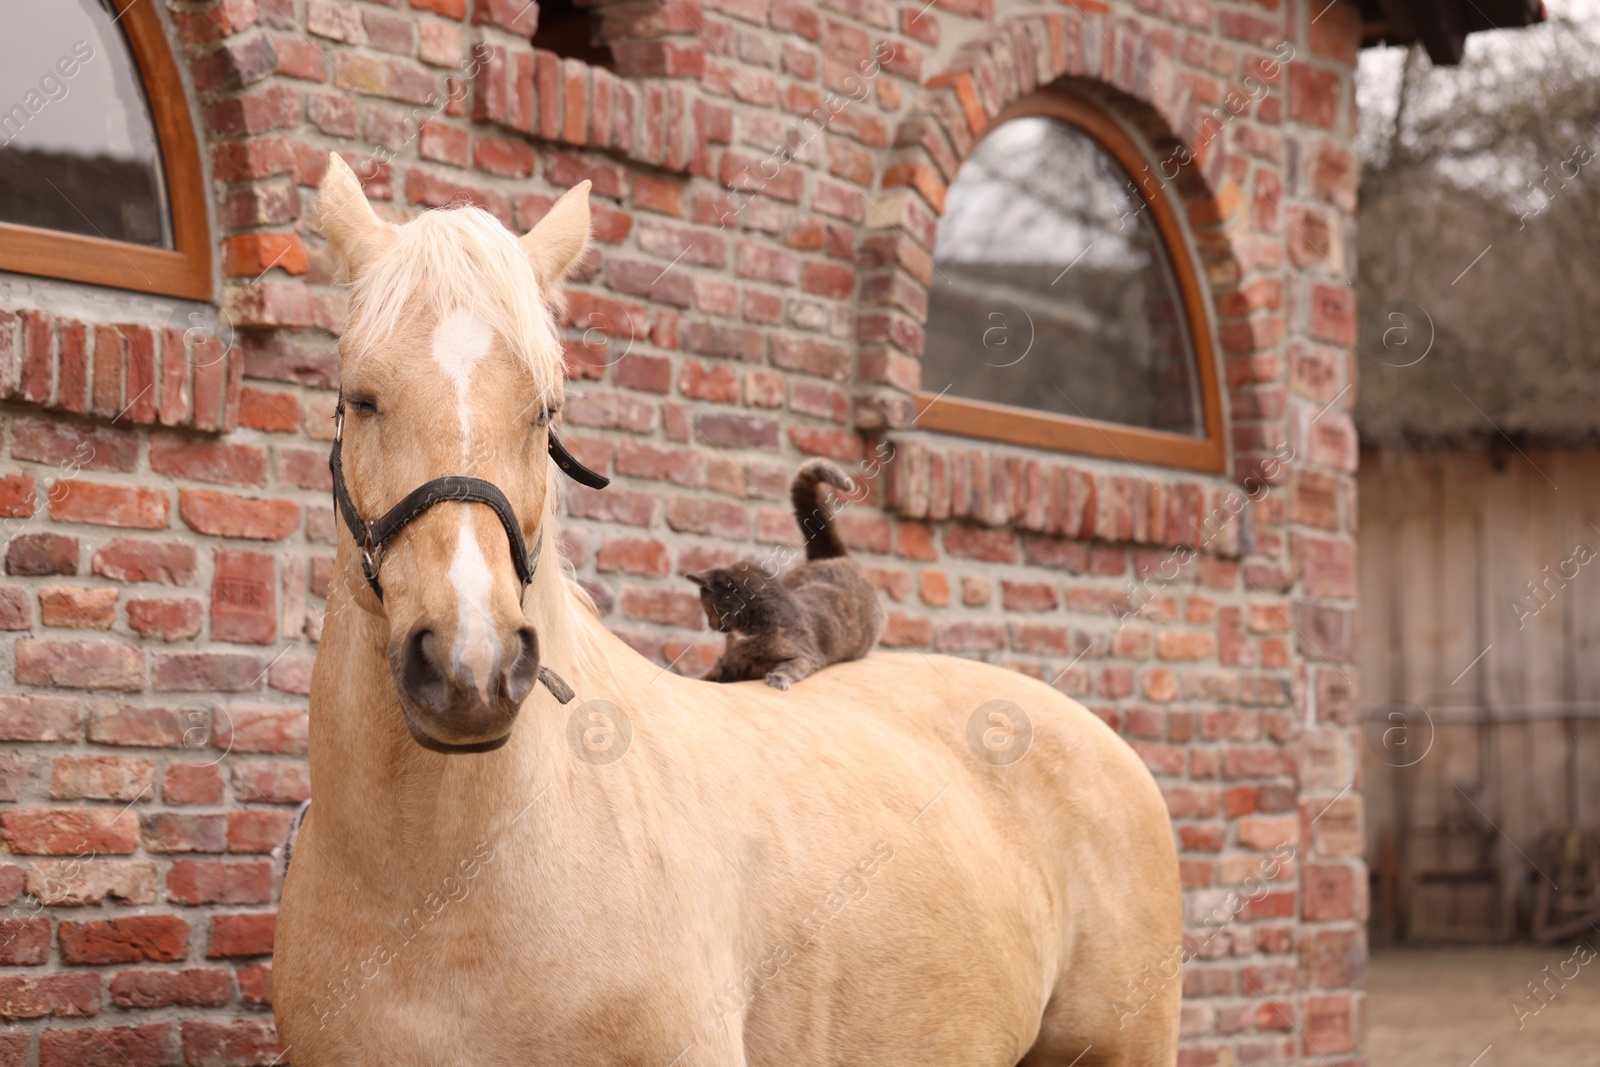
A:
349 397 379 417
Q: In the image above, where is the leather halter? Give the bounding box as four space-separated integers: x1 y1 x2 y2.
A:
328 394 609 705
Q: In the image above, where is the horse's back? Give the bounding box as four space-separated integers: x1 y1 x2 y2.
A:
677 651 1181 1066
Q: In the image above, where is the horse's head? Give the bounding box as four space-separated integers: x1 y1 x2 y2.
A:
318 154 590 753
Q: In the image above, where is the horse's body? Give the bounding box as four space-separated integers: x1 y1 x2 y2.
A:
273 157 1182 1066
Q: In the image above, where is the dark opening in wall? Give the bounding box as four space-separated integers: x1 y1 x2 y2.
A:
532 0 614 69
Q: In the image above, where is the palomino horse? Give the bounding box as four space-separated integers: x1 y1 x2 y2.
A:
273 155 1183 1066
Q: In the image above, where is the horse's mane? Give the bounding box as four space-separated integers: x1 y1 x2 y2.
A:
341 205 566 409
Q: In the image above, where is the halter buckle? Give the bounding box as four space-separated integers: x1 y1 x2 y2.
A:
359 523 383 583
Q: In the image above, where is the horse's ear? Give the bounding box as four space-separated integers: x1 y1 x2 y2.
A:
318 153 394 278
520 180 591 289
685 572 708 588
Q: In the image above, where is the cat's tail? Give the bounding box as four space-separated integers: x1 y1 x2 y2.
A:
791 459 854 561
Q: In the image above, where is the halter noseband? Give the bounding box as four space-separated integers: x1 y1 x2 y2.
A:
328 394 610 705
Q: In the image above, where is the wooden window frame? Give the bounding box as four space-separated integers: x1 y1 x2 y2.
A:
0 0 211 300
913 89 1227 475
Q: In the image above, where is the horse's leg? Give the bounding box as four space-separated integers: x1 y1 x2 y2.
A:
1019 960 1180 1067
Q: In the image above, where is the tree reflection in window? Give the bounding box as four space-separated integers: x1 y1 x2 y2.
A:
0 0 170 247
922 115 1204 437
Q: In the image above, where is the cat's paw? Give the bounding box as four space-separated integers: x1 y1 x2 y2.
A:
765 672 793 690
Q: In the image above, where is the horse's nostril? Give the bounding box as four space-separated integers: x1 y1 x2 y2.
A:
503 626 540 707
399 627 450 714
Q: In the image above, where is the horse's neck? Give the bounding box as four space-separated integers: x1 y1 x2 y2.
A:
307 532 624 885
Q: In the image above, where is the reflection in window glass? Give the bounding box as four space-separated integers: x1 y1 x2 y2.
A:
0 0 170 247
921 115 1204 436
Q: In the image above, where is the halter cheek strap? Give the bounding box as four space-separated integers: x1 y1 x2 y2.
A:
327 394 609 706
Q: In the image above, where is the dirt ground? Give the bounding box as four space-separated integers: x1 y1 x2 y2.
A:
1368 946 1600 1066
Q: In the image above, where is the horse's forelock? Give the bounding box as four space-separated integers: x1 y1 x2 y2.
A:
341 206 566 402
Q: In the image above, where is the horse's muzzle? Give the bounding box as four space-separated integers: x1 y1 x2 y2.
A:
389 624 541 753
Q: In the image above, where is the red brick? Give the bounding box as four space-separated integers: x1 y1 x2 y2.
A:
14 639 144 691
232 761 310 804
50 482 169 529
620 587 705 629
1001 580 1059 612
0 473 35 518
110 968 232 1009
166 860 274 906
141 813 228 854
801 260 857 298
57 322 88 413
597 538 672 576
178 490 299 540
7 533 79 576
40 1023 171 1067
473 134 536 177
206 913 276 958
207 708 304 755
0 973 101 1019
605 257 695 308
1294 534 1356 599
39 586 117 629
1 808 139 854
12 416 139 470
164 764 226 806
632 173 686 217
934 620 1007 652
60 915 189 964
1158 631 1216 661
180 1020 284 1067
771 337 850 380
404 167 512 226
734 241 799 283
414 0 466 17
50 754 156 801
237 389 300 433
688 409 778 450
679 361 740 403
18 311 53 404
1289 63 1341 129
0 588 25 630
0 695 81 741
221 232 308 277
238 962 272 1007
0 920 49 965
227 810 291 854
894 522 937 561
150 436 267 487
128 599 205 642
209 549 276 644
92 539 197 585
944 524 1018 563
87 704 185 747
153 652 267 692
23 850 142 913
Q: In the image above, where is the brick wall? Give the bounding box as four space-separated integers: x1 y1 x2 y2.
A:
0 0 1364 1063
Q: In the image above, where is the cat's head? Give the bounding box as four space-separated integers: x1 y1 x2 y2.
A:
686 559 778 632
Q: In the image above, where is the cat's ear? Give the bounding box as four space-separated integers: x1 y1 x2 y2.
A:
686 572 708 588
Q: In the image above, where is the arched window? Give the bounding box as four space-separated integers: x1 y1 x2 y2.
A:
0 0 210 299
916 90 1225 473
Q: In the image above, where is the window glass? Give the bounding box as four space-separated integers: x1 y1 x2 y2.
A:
922 115 1204 436
0 0 171 247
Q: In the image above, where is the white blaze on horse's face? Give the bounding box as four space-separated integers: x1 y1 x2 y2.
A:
431 308 493 464
432 309 501 705
316 153 592 752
